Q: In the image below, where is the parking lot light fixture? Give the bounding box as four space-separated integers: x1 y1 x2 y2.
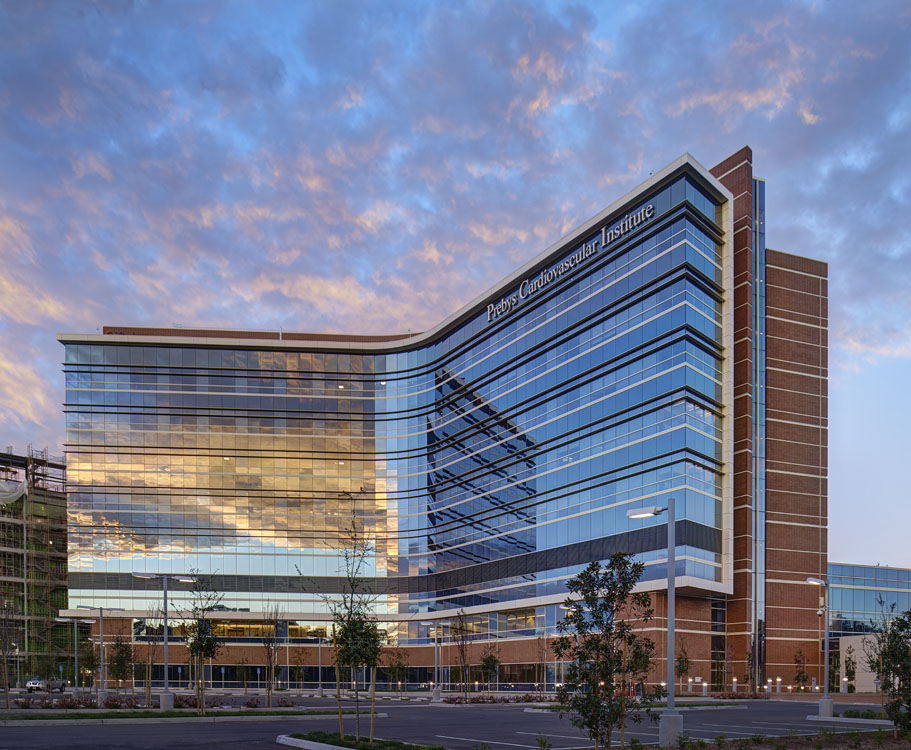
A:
130 572 195 708
76 605 125 693
627 498 680 745
806 576 833 717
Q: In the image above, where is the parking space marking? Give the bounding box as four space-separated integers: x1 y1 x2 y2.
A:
751 722 857 732
436 735 539 748
697 723 797 734
516 731 591 741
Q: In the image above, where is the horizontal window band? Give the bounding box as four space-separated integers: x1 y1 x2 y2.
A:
70 520 721 597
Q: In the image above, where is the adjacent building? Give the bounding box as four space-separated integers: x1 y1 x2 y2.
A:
0 447 68 681
58 147 830 690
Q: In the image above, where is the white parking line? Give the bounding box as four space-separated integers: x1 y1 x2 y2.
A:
516 731 589 741
519 730 657 748
699 723 797 733
436 735 539 748
751 722 855 732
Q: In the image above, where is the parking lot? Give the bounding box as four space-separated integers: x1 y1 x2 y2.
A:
0 696 885 750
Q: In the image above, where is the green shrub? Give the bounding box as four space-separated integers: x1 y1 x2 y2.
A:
290 731 446 750
841 709 885 719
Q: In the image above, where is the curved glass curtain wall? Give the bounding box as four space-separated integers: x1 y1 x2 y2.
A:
64 173 727 632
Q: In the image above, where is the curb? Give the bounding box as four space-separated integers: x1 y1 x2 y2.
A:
806 715 893 727
277 736 347 750
0 712 387 727
523 705 746 714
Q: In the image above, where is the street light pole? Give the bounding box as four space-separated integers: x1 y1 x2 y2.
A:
100 607 105 691
163 575 169 701
628 497 681 747
55 616 90 692
132 572 194 710
77 605 123 697
317 637 322 697
807 577 833 717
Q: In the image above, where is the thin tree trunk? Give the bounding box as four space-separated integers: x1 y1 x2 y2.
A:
2 658 10 709
199 656 207 716
354 666 360 741
370 666 376 743
333 626 344 741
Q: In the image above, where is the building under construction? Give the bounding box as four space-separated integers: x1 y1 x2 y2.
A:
0 446 68 680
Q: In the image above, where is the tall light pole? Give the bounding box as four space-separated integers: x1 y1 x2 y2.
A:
628 497 681 747
807 577 833 717
421 621 441 701
132 572 195 711
54 616 94 692
77 605 125 697
317 636 322 698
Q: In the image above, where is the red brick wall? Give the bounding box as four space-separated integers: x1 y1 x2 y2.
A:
710 146 755 686
763 248 828 685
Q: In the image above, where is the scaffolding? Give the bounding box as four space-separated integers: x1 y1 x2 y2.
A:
0 446 68 678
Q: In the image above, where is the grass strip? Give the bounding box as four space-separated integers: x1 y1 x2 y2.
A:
291 730 445 750
838 709 887 720
1 708 345 720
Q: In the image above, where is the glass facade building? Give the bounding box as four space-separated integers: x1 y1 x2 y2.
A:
60 154 735 641
828 563 911 637
60 148 836 690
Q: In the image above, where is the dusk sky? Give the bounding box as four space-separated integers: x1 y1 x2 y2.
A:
1 1 908 565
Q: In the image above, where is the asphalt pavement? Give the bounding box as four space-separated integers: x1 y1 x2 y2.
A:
0 698 884 750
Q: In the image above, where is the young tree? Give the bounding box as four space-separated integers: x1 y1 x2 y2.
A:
79 638 99 693
879 609 911 736
34 653 56 685
261 603 283 708
828 650 841 694
451 610 471 701
384 643 409 698
336 614 383 741
108 634 134 694
136 607 163 706
743 645 754 690
329 515 384 742
291 646 308 696
480 641 500 696
862 595 897 708
535 634 549 698
552 554 656 750
844 644 857 692
237 656 250 695
180 571 224 715
793 648 809 692
675 645 691 696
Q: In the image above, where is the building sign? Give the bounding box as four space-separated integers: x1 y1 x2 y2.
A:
487 203 655 323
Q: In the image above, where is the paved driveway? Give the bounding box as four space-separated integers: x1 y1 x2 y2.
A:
0 699 879 750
